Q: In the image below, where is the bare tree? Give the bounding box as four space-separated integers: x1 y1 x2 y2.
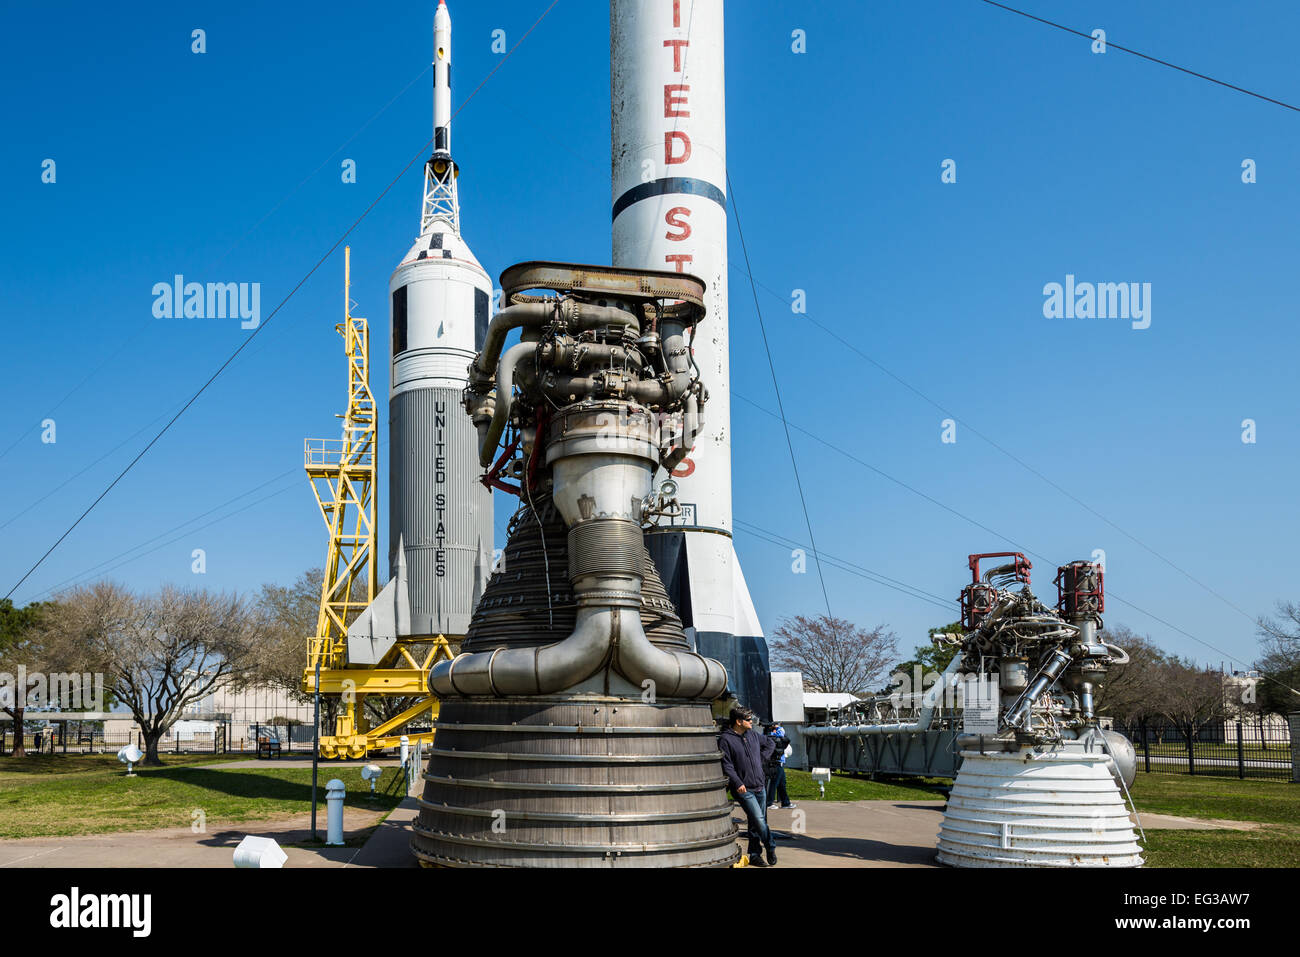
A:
769 615 897 696
1252 602 1300 717
42 582 267 766
1093 625 1167 725
1154 656 1229 742
248 568 322 700
1257 600 1300 655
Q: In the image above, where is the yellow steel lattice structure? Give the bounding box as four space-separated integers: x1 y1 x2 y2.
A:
305 245 378 672
300 247 449 758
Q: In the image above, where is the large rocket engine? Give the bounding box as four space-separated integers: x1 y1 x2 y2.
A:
409 261 740 867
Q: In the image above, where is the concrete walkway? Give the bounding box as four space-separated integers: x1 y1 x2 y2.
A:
350 796 422 868
0 794 1262 868
1134 812 1262 831
746 801 947 868
0 806 393 868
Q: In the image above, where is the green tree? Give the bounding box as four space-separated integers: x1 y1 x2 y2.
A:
885 621 963 692
0 599 54 757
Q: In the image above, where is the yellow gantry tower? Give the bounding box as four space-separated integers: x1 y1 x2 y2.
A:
301 247 450 758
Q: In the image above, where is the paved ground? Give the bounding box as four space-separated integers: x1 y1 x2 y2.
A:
1133 812 1262 831
0 806 393 868
0 793 1261 867
741 801 947 868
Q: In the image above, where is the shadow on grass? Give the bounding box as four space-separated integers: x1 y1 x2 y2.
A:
0 753 244 777
142 767 405 811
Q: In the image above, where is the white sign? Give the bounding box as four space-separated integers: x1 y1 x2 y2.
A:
960 675 1000 736
665 503 697 527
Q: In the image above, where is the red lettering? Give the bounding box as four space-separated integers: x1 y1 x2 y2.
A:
664 254 693 272
672 0 681 29
664 83 690 117
663 38 689 72
664 130 691 165
665 207 692 241
671 457 695 478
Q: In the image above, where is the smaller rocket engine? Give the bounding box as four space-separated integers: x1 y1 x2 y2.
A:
936 553 1143 867
953 553 1132 751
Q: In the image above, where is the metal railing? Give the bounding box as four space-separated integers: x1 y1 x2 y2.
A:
1114 717 1294 781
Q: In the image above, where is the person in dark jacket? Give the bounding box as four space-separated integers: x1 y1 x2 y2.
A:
717 706 778 865
764 722 795 810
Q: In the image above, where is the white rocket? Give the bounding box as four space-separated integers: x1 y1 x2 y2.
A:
611 0 768 714
348 0 493 661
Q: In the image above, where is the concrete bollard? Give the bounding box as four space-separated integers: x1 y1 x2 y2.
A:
325 778 346 846
400 734 410 771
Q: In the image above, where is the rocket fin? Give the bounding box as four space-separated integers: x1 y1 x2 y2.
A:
729 540 763 638
346 536 412 665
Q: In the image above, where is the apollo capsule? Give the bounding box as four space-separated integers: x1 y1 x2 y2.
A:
348 0 493 660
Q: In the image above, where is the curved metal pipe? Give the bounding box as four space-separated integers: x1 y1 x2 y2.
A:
431 606 612 696
478 341 536 466
915 651 966 731
569 302 640 335
611 604 727 699
1102 642 1130 665
475 303 554 379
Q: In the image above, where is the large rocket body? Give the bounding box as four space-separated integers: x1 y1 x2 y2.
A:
611 0 768 716
349 0 492 659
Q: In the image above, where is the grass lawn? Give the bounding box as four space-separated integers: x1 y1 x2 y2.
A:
1126 772 1300 867
1127 773 1299 826
782 768 949 802
0 753 245 777
788 765 1299 867
0 754 406 839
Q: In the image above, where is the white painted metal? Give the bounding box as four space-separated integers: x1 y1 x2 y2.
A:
390 231 490 396
433 0 451 157
612 0 760 638
937 748 1143 868
233 835 288 869
770 672 805 723
423 0 459 231
348 0 492 651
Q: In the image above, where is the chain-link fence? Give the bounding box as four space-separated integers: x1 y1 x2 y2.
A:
1114 717 1294 781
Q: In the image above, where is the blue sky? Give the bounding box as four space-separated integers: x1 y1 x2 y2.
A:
3 1 1297 673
